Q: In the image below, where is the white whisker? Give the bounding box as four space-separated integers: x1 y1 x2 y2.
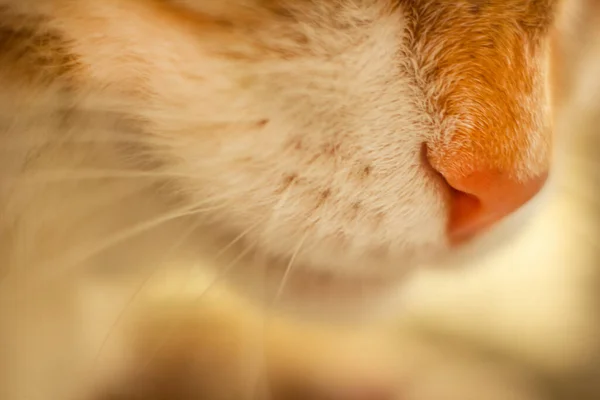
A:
251 232 307 400
1 200 229 297
134 240 258 380
272 233 307 307
89 219 201 376
214 219 265 260
17 169 188 182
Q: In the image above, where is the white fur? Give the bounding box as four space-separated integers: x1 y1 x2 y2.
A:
0 1 597 399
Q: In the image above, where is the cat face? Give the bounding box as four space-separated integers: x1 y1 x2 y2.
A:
48 0 558 305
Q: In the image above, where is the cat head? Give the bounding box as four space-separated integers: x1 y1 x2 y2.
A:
29 0 560 309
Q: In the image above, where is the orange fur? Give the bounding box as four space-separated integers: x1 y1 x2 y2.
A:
2 1 591 399
401 0 558 181
10 1 555 304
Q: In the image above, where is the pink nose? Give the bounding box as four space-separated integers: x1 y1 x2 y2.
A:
444 170 548 244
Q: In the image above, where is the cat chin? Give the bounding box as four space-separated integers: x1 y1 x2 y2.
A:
219 259 409 324
214 240 495 322
207 186 547 322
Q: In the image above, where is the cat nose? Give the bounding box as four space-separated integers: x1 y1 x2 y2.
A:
445 171 548 244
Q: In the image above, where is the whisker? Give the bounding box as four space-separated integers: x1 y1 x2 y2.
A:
272 233 307 307
134 240 258 379
0 180 162 285
17 169 189 182
190 241 260 303
89 220 202 376
252 233 307 400
91 215 268 385
230 180 300 400
0 129 179 149
214 219 265 260
1 200 230 296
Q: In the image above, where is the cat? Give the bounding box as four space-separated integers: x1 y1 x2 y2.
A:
0 0 557 313
0 0 599 399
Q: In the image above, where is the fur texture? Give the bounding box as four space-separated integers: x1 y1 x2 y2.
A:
0 0 558 307
1 0 599 400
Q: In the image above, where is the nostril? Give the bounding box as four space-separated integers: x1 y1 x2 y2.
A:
446 171 548 245
448 189 485 244
420 143 547 245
